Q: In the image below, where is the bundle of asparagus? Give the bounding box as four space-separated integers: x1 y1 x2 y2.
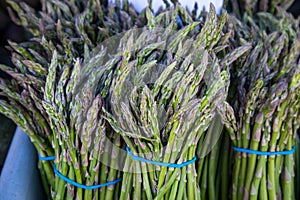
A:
103 4 253 199
222 4 300 200
43 49 125 199
0 0 142 198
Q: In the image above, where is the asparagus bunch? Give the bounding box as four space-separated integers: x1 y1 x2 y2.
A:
222 5 300 200
0 0 142 198
43 47 124 199
103 4 252 200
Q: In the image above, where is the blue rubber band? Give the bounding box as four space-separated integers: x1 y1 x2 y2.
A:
53 164 122 190
126 146 196 168
233 146 296 156
176 15 184 28
38 154 56 161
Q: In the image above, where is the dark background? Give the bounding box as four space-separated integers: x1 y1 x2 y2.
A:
290 0 300 17
0 0 299 172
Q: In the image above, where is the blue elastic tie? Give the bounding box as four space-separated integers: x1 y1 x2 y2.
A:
126 146 196 168
53 164 122 190
176 15 184 28
38 154 56 161
233 146 296 156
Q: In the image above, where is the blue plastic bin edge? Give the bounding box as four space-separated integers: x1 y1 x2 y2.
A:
0 128 45 200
